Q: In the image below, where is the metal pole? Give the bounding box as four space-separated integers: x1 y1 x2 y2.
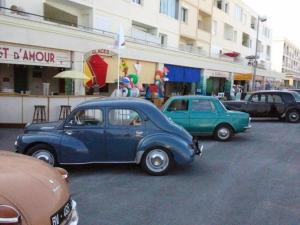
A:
117 48 120 97
252 17 260 91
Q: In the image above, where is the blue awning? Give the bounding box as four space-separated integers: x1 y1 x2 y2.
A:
165 64 201 83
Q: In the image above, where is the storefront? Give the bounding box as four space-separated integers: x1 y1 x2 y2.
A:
284 74 300 88
163 64 201 97
234 73 252 92
254 75 265 91
203 69 231 98
0 42 71 95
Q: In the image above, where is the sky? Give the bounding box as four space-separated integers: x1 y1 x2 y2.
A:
243 0 300 46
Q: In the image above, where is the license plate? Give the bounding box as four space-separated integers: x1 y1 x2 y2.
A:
51 199 72 225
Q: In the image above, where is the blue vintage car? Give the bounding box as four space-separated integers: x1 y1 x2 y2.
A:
15 98 202 175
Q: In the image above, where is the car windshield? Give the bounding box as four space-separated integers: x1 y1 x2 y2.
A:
292 92 300 102
218 100 228 111
244 93 252 101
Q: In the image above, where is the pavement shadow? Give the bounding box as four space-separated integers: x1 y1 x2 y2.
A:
64 163 143 176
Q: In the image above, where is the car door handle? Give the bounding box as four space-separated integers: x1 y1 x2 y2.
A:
136 130 144 136
65 130 73 136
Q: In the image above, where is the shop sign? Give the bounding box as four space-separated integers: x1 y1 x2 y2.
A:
85 48 116 58
204 70 230 79
0 43 71 68
234 73 253 81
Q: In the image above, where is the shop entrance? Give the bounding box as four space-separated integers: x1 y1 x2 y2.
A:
14 65 28 93
206 77 231 96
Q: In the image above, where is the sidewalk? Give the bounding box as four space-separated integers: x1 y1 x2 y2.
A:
0 129 23 151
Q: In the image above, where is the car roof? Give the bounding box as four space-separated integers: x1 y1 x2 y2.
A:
167 95 218 101
248 90 296 94
77 97 155 108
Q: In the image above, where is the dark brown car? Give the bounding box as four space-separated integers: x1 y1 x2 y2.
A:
0 151 78 225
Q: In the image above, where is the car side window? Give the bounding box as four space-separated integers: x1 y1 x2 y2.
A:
191 100 215 112
267 94 274 103
250 94 259 102
68 109 103 126
109 109 142 126
167 100 189 111
282 93 294 103
250 94 266 103
273 95 283 104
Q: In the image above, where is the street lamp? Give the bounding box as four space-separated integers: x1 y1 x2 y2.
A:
252 16 267 91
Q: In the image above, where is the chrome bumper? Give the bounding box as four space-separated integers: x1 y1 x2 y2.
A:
244 125 252 129
193 140 203 156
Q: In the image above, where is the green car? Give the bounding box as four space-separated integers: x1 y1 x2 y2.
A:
162 96 251 141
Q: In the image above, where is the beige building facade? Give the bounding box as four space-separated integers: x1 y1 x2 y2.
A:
0 0 283 98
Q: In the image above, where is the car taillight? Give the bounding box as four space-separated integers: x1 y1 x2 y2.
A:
0 205 21 225
55 167 69 183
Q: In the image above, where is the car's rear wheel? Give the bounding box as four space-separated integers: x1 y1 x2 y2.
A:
141 148 173 176
286 110 300 123
27 144 57 166
214 125 233 142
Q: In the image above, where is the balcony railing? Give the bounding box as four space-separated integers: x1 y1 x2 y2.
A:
131 28 161 45
0 6 274 69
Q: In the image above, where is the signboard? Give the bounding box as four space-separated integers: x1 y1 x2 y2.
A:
234 73 253 81
85 48 116 59
204 69 230 79
0 43 71 68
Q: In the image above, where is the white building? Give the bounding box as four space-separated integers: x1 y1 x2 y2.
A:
272 38 300 88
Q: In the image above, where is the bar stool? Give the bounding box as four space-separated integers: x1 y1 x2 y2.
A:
59 105 71 120
32 105 47 123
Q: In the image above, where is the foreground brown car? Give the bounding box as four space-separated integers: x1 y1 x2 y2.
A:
0 151 78 225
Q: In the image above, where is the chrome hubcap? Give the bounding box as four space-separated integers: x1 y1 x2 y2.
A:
289 113 299 122
146 149 169 173
32 150 55 166
218 127 230 140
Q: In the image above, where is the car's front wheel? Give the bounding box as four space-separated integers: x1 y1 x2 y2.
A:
141 148 173 176
286 110 300 123
214 125 233 142
27 144 57 166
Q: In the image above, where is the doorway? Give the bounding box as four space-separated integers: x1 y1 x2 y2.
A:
14 65 28 93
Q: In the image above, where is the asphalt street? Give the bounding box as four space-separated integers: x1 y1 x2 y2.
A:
0 121 300 225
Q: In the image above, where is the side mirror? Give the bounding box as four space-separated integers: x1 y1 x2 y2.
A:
0 205 22 225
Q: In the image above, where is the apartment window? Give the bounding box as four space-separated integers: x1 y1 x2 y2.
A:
181 7 188 23
160 0 179 19
263 27 271 39
260 45 264 54
242 33 250 47
198 19 202 29
212 20 218 35
132 0 142 5
251 16 257 30
224 23 234 41
235 5 242 22
242 13 247 24
233 31 237 42
215 0 229 13
216 0 222 10
44 3 78 27
159 33 168 47
224 1 229 13
0 0 6 12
